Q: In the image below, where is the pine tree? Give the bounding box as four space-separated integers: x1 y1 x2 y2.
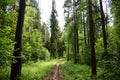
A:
50 0 60 59
88 0 97 76
73 0 79 64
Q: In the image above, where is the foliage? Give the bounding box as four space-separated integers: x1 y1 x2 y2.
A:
0 26 15 65
21 60 57 80
94 0 120 79
95 37 104 61
62 61 91 80
80 44 91 65
111 0 120 54
22 2 50 62
62 0 120 78
50 0 61 59
97 26 120 80
61 22 74 60
0 0 50 65
0 60 57 80
62 61 112 80
0 1 17 66
0 66 10 80
0 0 120 79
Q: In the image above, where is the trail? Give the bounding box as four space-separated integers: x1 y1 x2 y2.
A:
44 61 64 80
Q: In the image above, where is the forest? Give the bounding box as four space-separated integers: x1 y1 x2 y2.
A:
0 0 120 80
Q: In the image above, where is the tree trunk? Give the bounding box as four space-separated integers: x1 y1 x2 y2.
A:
73 0 78 64
10 0 26 80
88 0 97 76
76 11 79 63
67 43 70 61
99 0 107 50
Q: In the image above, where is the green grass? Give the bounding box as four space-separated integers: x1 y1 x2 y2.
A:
62 61 105 80
62 61 120 80
62 61 91 80
21 60 57 80
0 60 57 80
0 66 10 80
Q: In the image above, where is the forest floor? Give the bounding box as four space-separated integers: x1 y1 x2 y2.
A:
44 61 64 80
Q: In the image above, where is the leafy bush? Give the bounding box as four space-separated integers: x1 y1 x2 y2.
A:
80 44 91 65
39 47 50 61
0 66 10 80
97 28 120 80
0 26 15 66
95 38 104 61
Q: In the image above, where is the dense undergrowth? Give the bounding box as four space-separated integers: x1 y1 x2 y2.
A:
62 61 105 80
62 61 91 80
0 60 57 80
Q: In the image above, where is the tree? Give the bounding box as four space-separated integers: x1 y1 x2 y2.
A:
63 0 73 61
73 0 80 64
88 0 97 76
10 0 26 80
50 0 60 59
63 0 72 22
63 0 80 63
111 0 120 56
73 0 77 64
99 0 107 51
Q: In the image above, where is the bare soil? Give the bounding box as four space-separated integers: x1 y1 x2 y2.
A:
44 61 64 80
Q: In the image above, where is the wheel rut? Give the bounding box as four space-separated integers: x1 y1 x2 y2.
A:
44 61 64 80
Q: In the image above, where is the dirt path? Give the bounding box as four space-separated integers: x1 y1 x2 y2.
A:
44 61 64 80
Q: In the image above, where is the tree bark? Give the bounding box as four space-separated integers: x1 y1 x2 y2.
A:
73 0 78 64
88 0 97 76
10 0 26 80
67 43 70 61
99 0 107 49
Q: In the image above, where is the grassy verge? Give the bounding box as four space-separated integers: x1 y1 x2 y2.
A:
62 61 104 80
0 60 57 80
21 60 57 80
62 61 91 80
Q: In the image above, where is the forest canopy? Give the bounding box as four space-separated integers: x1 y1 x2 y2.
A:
0 0 120 80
